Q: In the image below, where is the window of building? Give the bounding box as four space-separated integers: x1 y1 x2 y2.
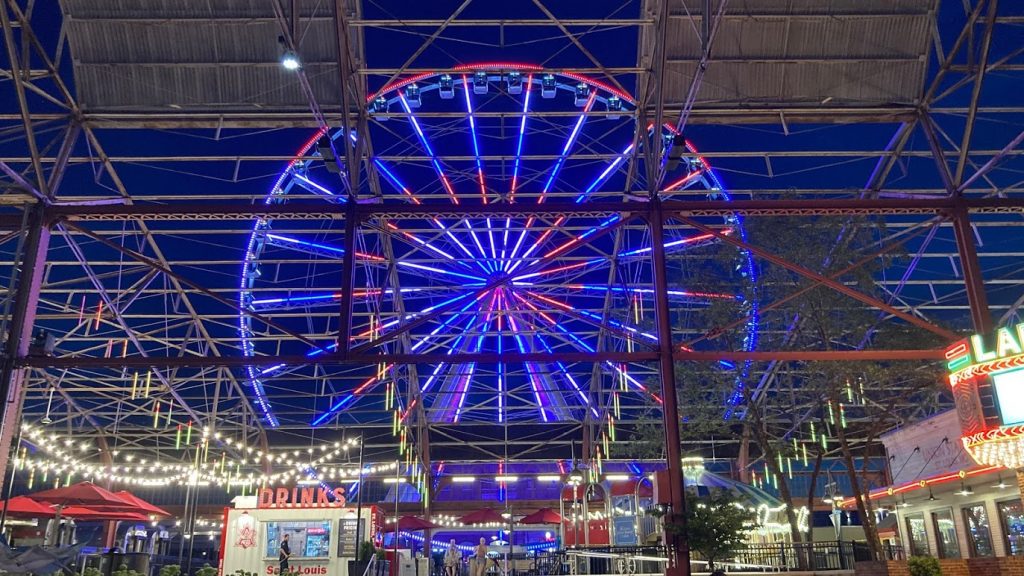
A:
906 514 929 557
962 504 994 557
931 508 961 559
264 520 332 559
999 499 1024 556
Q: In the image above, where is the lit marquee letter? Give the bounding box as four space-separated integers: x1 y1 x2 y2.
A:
971 334 997 363
996 327 1023 359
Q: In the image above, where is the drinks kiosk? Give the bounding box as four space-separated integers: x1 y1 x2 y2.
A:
219 486 382 576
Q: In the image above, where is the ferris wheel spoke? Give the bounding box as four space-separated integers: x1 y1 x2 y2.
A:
574 136 644 204
512 292 662 404
291 172 345 201
311 366 393 427
398 91 492 267
411 294 488 356
508 74 533 202
505 311 552 423
249 288 429 312
461 77 499 270
263 233 385 262
511 303 598 419
660 168 706 197
519 290 657 345
372 158 492 273
426 312 485 421
398 92 460 205
504 94 596 272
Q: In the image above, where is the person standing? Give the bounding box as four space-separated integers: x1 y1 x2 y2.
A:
444 540 462 576
471 538 487 576
279 533 292 575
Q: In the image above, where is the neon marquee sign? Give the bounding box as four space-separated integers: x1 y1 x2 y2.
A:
946 321 1024 469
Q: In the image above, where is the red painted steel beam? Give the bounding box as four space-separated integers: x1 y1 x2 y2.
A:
20 196 1024 222
951 203 993 334
674 349 946 361
15 348 947 369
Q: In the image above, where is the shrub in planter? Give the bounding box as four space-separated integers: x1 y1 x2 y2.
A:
907 556 941 576
195 563 217 576
159 566 182 576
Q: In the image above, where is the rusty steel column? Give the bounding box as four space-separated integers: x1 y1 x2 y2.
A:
648 200 690 576
419 418 433 556
337 205 359 356
951 202 992 334
0 205 50 483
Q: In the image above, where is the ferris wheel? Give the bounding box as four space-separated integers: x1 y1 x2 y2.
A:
238 64 759 429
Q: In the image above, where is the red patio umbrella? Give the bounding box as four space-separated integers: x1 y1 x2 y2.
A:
30 481 137 545
31 481 134 508
458 507 505 525
0 495 56 517
61 506 150 522
383 515 439 532
109 491 171 517
518 508 562 525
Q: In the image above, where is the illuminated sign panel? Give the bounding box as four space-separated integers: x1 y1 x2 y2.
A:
993 369 1024 426
947 321 1024 469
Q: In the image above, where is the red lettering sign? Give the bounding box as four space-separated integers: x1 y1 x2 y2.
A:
257 487 346 508
266 565 328 575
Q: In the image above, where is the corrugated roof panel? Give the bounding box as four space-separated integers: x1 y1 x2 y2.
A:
665 60 925 105
671 0 936 16
655 0 935 106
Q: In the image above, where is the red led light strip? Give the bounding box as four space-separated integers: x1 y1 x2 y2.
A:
837 464 1003 508
368 65 636 105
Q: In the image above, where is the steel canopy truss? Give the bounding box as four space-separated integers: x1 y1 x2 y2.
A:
0 0 1019 501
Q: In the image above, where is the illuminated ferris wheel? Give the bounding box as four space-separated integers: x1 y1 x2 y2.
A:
238 64 759 429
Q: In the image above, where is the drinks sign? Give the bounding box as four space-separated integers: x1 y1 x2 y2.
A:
257 487 346 508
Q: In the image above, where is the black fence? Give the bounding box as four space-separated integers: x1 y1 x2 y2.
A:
536 542 903 574
728 541 904 572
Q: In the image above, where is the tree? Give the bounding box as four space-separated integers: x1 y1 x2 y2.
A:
674 490 755 573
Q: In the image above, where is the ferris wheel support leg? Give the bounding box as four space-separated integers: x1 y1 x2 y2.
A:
648 200 690 576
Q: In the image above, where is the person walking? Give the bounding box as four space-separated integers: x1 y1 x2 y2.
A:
444 540 462 576
279 533 292 575
471 538 488 576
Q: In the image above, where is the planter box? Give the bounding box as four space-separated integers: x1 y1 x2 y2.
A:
938 558 969 576
858 557 1024 576
967 556 1024 576
853 560 909 576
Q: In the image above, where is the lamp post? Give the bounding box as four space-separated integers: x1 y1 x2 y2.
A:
354 436 365 562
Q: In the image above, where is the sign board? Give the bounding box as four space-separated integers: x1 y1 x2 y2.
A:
337 518 362 558
612 516 637 546
257 487 347 509
946 321 1024 468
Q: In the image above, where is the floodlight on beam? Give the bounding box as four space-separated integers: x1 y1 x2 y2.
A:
278 35 301 71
